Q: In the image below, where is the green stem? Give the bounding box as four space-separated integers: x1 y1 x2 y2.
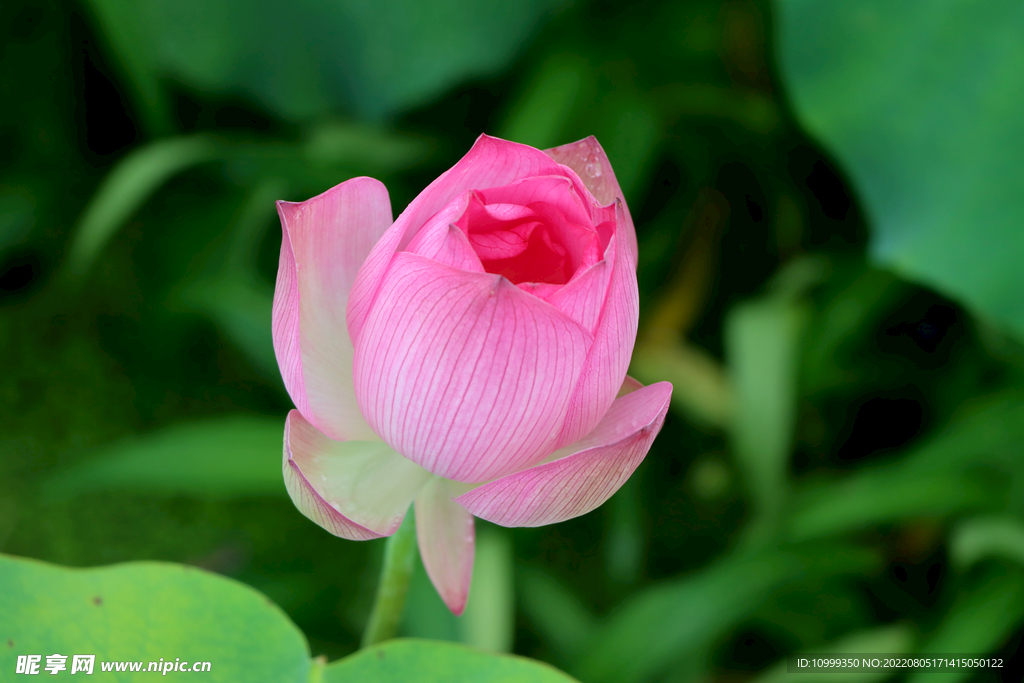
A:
361 510 417 648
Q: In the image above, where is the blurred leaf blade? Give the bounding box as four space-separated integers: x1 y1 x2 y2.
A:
182 278 278 383
500 53 588 149
752 624 914 683
517 567 595 663
726 298 807 517
460 526 515 653
777 0 1024 338
787 393 1024 541
630 341 731 427
907 564 1024 683
950 515 1024 570
44 417 284 500
70 135 218 275
303 123 431 171
574 543 879 682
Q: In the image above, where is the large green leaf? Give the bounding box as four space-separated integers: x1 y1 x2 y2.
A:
0 555 579 682
776 0 1024 338
322 639 578 682
87 0 566 124
0 554 310 682
44 417 284 499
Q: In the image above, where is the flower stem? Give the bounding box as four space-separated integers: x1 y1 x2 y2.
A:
361 510 417 648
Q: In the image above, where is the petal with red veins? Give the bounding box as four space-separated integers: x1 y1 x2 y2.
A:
353 252 591 483
283 410 431 541
544 258 612 333
554 203 639 449
455 381 672 527
544 136 637 260
477 175 592 230
348 135 568 345
416 477 476 616
405 213 485 272
273 177 392 441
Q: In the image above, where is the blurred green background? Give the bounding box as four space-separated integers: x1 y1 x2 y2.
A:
2 0 1023 680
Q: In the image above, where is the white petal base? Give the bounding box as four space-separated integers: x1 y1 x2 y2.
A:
283 410 430 540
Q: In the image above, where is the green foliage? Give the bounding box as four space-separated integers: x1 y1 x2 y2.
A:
777 0 1024 339
575 543 880 682
460 527 516 653
752 625 913 683
908 564 1024 683
516 568 595 662
6 0 1024 677
0 553 311 682
950 515 1024 570
787 393 1024 541
70 136 218 275
322 639 578 682
402 526 516 653
43 418 285 499
86 0 567 124
725 274 809 522
0 554 577 682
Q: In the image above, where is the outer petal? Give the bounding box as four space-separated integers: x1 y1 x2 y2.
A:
273 178 393 441
415 477 476 616
283 410 431 541
544 136 637 260
347 135 568 346
554 202 640 449
353 252 591 483
455 381 672 527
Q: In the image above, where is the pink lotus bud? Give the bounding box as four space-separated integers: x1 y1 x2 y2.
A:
273 135 672 614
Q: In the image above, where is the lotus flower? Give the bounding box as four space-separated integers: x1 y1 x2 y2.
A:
274 134 672 614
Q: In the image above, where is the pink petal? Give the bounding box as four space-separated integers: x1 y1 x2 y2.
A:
283 410 431 541
553 203 640 449
405 219 485 273
416 477 476 615
352 252 591 483
455 381 672 527
273 178 393 441
477 175 592 232
347 135 567 346
543 258 612 333
544 136 638 260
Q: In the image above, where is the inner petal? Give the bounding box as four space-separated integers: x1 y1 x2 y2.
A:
454 190 600 286
474 221 572 285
